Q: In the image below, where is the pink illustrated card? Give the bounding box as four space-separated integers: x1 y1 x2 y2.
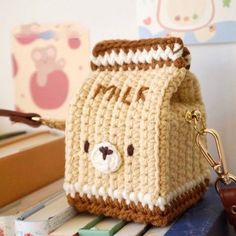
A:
12 23 90 120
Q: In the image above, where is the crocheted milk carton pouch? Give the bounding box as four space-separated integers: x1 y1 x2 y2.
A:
64 37 210 226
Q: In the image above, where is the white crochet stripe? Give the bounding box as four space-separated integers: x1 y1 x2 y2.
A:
64 171 209 211
91 43 185 67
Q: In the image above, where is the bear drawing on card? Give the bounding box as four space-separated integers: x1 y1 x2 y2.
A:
30 46 69 109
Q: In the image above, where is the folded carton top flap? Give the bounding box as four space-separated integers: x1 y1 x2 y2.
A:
91 37 190 71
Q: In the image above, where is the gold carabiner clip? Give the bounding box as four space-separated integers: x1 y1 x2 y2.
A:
196 128 236 185
186 110 236 189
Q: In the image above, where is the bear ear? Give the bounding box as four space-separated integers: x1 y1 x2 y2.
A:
127 144 134 156
31 48 42 62
84 140 90 153
46 46 57 59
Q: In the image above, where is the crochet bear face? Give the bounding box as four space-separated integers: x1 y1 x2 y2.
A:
89 142 122 173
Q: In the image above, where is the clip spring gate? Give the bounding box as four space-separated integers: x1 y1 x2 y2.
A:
185 110 236 192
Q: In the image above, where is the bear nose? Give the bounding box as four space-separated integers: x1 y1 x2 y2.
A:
99 146 113 160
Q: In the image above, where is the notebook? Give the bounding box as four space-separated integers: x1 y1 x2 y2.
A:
15 194 77 235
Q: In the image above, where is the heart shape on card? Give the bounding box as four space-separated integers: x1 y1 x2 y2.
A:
143 17 151 25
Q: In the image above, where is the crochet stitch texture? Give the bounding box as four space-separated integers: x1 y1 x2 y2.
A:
64 37 210 226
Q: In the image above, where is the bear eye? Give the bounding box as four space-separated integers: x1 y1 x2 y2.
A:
127 144 134 156
84 140 90 153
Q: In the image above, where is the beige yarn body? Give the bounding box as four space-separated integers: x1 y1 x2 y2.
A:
64 38 210 226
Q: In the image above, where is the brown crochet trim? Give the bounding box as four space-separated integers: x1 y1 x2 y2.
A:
67 179 209 226
91 38 190 71
91 57 189 71
92 38 183 56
